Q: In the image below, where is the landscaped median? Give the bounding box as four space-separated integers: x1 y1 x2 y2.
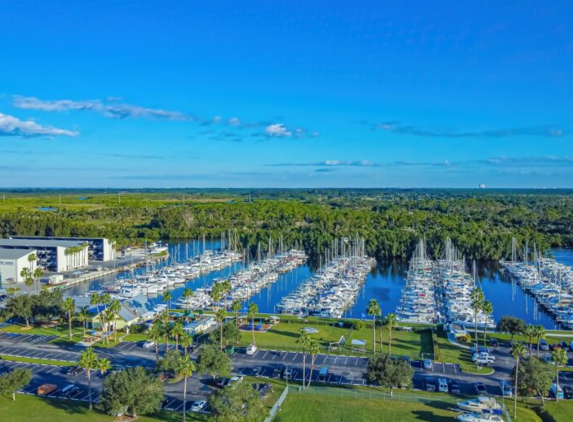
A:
0 355 75 366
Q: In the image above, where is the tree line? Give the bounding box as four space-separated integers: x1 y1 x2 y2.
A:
1 191 572 260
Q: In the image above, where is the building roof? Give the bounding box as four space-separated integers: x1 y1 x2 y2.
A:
0 249 36 260
0 238 84 248
13 236 110 243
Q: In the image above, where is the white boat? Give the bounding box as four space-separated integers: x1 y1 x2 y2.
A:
457 397 502 413
457 413 505 422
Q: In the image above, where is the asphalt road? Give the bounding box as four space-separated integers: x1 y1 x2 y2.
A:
3 332 573 412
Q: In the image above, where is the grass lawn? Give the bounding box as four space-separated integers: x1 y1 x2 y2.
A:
0 394 207 422
0 355 74 366
537 400 573 422
237 320 428 358
276 390 543 422
1 324 85 345
275 393 457 422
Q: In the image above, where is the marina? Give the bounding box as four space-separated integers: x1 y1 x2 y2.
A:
60 239 573 328
502 242 573 329
277 239 376 318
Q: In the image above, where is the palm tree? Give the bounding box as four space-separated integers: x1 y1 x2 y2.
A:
231 300 242 328
27 253 37 293
108 299 121 342
215 309 227 351
78 348 99 410
97 357 111 394
248 302 258 345
511 343 526 418
524 324 536 356
552 347 568 401
90 293 102 337
470 288 484 345
180 332 193 357
172 321 185 351
210 284 223 312
366 299 381 353
33 267 43 294
62 297 76 340
386 313 398 355
534 325 546 357
77 306 90 337
182 288 194 306
162 291 173 310
481 300 493 346
147 323 163 361
296 330 311 388
20 268 34 292
177 355 196 422
307 339 320 388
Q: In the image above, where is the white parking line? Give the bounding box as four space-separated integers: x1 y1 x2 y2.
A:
291 353 298 362
281 353 288 361
262 350 269 359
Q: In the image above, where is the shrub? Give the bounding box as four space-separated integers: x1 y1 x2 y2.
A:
353 320 365 330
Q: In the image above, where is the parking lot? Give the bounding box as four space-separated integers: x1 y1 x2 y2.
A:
0 331 59 345
0 344 79 362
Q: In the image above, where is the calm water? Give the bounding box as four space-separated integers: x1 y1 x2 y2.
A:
65 241 573 329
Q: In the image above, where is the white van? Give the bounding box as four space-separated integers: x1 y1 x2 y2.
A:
437 378 449 393
246 343 258 355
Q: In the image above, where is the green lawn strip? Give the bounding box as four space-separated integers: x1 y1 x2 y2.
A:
237 321 425 358
487 332 573 346
1 324 84 345
0 355 74 366
537 400 573 422
0 394 206 422
275 392 458 422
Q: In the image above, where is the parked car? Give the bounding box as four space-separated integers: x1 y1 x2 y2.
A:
283 368 295 380
500 380 513 398
190 400 207 412
216 377 229 388
272 368 282 379
470 345 491 355
550 383 564 399
61 384 80 398
423 359 433 370
449 380 461 395
251 366 262 376
472 352 495 364
540 339 550 351
424 377 436 392
66 366 83 376
562 385 573 399
474 382 487 395
142 340 155 349
542 355 556 365
489 338 499 348
228 376 243 388
253 382 273 398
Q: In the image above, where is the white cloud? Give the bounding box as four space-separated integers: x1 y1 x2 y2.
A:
13 96 190 121
0 112 78 137
265 123 292 137
228 117 240 126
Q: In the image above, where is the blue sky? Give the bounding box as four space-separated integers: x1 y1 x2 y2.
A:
1 0 572 188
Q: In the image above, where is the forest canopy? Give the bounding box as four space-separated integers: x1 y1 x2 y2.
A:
0 189 571 260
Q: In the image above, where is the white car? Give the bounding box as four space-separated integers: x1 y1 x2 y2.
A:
142 340 155 349
228 376 244 387
190 400 207 412
472 352 495 363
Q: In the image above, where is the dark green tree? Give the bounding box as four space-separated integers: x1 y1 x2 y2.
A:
497 316 526 342
366 353 413 397
512 356 555 407
99 367 164 418
196 346 232 380
0 368 32 401
209 381 265 422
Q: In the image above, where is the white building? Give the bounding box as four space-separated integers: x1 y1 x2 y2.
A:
0 249 37 284
12 236 116 261
0 238 88 272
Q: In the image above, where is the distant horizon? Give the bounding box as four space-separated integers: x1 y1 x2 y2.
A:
1 1 572 187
